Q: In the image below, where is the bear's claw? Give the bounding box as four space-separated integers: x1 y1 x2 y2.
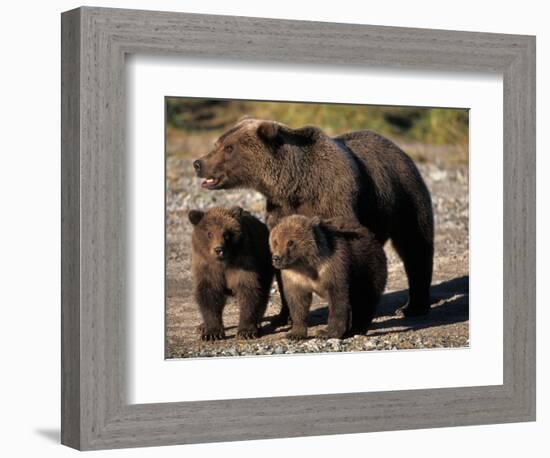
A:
287 329 307 340
200 330 225 341
236 329 259 340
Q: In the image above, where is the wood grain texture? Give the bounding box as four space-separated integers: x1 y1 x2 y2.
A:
60 7 81 450
60 6 536 450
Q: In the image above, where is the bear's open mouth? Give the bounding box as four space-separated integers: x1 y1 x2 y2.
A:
201 177 221 189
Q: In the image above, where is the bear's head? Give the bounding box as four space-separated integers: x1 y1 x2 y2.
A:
269 215 323 270
188 206 245 261
192 118 321 192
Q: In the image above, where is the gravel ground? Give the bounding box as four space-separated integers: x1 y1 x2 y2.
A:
165 148 469 358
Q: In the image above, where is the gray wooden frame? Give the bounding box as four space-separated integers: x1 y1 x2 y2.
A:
61 6 536 451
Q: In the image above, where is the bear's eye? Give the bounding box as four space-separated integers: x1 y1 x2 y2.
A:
207 231 213 239
224 145 234 153
223 231 231 241
287 240 294 248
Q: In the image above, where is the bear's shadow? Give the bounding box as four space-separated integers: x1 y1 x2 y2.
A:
264 275 469 337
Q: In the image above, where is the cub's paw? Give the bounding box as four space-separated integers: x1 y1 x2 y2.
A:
200 329 225 341
315 328 345 339
287 328 307 340
236 327 260 340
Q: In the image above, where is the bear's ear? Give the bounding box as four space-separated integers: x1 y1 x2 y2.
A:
292 125 321 142
228 206 244 219
188 210 204 226
257 121 280 143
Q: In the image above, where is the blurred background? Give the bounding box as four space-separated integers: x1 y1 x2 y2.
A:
166 98 469 164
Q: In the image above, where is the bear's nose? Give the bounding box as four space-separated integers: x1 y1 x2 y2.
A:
272 255 281 263
192 160 202 173
214 246 224 255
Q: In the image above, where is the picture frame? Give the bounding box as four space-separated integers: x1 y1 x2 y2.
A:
61 6 536 450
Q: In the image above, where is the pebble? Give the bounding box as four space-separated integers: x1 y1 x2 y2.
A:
365 340 377 350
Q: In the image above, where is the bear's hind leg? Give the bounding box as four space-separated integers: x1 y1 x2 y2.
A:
349 282 378 335
317 285 352 339
391 223 433 317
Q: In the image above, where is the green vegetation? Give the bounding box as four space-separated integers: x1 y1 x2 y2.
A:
166 98 468 163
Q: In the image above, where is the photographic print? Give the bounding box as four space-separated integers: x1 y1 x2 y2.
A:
165 98 469 359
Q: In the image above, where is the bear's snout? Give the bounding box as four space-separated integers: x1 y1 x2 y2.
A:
214 246 225 259
193 153 227 189
272 254 283 269
193 159 202 174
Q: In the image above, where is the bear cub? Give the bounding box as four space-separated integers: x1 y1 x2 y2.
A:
269 215 387 340
188 206 274 340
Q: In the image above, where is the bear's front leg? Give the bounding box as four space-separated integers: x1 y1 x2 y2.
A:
265 204 292 327
270 269 291 328
234 279 269 340
194 281 226 341
283 282 312 340
317 285 351 339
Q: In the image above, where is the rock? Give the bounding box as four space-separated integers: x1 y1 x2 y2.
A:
365 340 377 350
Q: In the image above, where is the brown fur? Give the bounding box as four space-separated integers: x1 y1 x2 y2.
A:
193 118 434 320
188 206 274 340
269 215 387 339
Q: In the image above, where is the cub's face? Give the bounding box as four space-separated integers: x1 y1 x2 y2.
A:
192 118 273 190
188 207 244 261
269 215 317 269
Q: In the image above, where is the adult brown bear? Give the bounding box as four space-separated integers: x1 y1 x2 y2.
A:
193 118 434 322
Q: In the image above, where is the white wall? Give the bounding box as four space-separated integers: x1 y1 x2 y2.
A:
0 0 546 456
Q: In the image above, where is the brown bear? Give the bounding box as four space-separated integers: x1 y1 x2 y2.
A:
188 206 274 340
269 215 387 339
193 118 434 321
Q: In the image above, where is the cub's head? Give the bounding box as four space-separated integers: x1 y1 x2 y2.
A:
188 206 244 261
192 118 321 191
269 215 322 269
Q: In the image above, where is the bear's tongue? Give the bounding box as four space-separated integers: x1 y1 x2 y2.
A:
201 177 219 188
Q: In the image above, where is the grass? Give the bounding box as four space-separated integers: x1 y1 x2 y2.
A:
166 98 469 164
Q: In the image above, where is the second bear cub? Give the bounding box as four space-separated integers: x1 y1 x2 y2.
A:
269 215 387 339
189 206 274 340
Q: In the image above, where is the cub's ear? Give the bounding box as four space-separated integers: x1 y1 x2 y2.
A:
228 206 244 219
310 216 322 227
257 121 280 143
188 210 204 226
311 217 328 250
